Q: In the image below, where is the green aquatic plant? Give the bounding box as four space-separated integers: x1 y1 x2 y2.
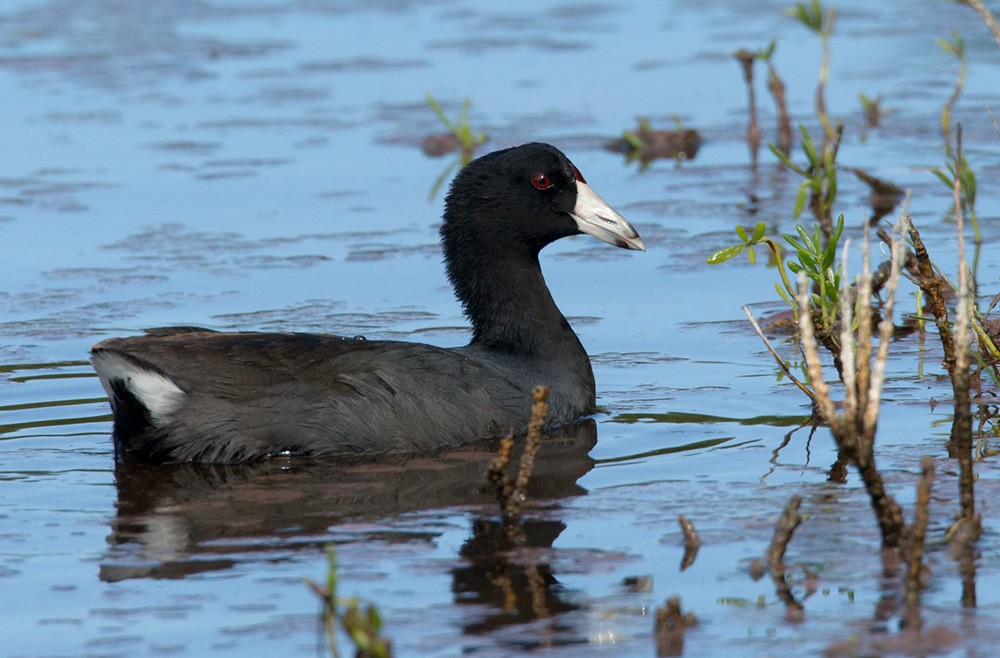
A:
932 141 979 243
796 215 911 552
424 92 487 154
424 93 488 200
938 31 967 154
305 548 393 658
770 122 843 239
621 117 654 152
787 0 837 143
708 215 844 337
616 117 701 169
858 92 891 128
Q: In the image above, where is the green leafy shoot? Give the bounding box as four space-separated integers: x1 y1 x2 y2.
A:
787 0 833 36
931 152 979 243
937 31 967 154
768 123 841 229
784 214 844 328
425 92 487 151
708 215 846 334
938 29 965 59
709 222 768 265
305 548 393 658
787 0 836 140
858 92 891 128
622 117 654 150
757 38 778 62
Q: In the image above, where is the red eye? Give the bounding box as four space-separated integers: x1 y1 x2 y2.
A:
571 164 586 184
531 173 554 190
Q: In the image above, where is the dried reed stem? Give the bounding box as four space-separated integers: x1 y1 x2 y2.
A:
742 305 815 402
485 386 551 533
512 385 549 514
797 211 909 549
951 129 976 525
961 0 1000 45
767 62 793 156
485 433 515 512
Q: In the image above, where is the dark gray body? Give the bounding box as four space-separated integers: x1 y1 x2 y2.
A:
93 326 595 462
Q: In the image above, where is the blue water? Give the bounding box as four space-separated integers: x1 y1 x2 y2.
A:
1 0 999 655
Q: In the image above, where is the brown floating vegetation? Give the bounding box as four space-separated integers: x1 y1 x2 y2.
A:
851 167 904 224
422 92 487 159
606 117 702 167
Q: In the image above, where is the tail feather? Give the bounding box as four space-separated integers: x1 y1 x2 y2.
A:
91 349 186 461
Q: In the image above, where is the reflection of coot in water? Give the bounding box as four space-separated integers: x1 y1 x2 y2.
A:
90 143 642 462
100 420 596 582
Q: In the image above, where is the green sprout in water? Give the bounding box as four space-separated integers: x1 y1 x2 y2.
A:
938 31 967 155
707 215 845 335
617 116 701 169
858 92 891 129
769 122 843 239
425 91 487 155
305 548 393 658
787 0 837 143
932 138 979 244
622 117 654 152
424 92 488 201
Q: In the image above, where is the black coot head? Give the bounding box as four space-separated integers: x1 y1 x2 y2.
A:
441 142 644 259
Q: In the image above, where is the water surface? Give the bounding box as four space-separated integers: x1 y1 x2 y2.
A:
2 1 1000 655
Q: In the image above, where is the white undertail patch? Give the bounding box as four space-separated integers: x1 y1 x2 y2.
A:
91 351 186 422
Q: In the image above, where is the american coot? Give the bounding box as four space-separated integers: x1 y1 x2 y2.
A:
91 142 644 462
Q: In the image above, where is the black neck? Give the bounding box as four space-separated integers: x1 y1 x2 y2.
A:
450 249 581 356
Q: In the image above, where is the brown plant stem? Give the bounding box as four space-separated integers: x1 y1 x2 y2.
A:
797 215 909 550
485 433 515 513
901 456 934 630
512 386 549 515
950 129 975 525
953 516 979 608
678 515 701 571
734 49 761 167
742 306 815 402
766 495 804 619
485 386 551 546
654 596 697 657
767 62 793 156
